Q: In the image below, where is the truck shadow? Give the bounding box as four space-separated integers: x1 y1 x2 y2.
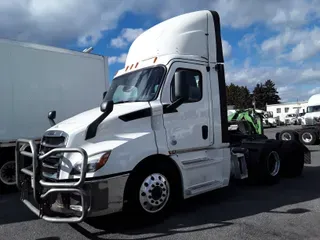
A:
70 165 320 240
0 191 38 225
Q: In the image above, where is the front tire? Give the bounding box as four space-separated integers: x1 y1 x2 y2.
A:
124 162 180 219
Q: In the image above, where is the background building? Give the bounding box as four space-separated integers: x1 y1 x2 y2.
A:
266 101 308 123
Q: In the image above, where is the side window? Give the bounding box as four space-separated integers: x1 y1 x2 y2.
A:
285 107 289 113
170 69 202 102
277 108 281 113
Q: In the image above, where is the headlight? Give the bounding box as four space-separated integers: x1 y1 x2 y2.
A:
72 151 111 174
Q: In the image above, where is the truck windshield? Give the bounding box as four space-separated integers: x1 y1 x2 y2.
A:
307 105 320 113
104 66 165 104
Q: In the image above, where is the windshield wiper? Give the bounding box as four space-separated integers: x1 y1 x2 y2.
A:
114 100 148 104
114 101 132 104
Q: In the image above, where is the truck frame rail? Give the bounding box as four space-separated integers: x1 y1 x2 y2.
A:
15 139 89 223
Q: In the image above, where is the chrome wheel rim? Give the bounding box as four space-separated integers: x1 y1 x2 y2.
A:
302 132 312 143
139 173 170 213
267 151 281 177
281 133 291 141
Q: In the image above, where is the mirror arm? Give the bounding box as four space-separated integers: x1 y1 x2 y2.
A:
49 119 56 127
164 97 184 113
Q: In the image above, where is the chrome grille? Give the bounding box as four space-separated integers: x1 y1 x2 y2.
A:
39 130 68 179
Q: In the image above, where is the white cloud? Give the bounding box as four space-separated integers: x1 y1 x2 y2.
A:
238 32 258 53
1 0 319 47
108 53 127 65
222 39 232 58
224 60 320 101
308 87 320 95
261 26 320 62
111 28 144 48
1 0 319 103
213 0 320 29
301 68 320 80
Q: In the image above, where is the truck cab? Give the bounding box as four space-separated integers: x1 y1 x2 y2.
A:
15 10 310 223
304 94 320 125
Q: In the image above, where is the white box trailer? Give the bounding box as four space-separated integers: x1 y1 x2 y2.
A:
0 39 109 192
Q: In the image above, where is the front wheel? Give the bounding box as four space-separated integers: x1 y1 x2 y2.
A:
138 173 170 214
124 163 180 219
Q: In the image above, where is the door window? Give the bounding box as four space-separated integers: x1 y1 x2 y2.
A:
170 69 202 103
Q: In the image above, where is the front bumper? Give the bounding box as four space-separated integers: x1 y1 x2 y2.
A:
15 139 129 223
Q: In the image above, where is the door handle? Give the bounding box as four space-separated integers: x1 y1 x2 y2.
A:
202 125 208 140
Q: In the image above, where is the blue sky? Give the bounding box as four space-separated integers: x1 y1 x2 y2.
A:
0 0 320 103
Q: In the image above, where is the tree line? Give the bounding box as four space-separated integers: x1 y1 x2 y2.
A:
226 79 281 110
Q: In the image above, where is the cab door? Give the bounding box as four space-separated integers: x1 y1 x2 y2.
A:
161 62 212 151
160 61 225 196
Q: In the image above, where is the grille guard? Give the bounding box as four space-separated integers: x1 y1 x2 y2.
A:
15 139 89 223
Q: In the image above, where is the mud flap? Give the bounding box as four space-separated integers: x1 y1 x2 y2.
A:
279 140 310 178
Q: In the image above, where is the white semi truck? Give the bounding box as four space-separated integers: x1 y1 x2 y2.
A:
304 94 320 125
0 39 110 193
15 10 311 223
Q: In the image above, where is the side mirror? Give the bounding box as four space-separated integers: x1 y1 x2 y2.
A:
165 71 189 113
48 110 56 127
102 91 107 100
174 71 189 101
100 100 114 113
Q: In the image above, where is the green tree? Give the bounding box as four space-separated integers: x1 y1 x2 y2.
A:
238 86 252 109
264 79 281 104
226 83 252 109
252 79 281 110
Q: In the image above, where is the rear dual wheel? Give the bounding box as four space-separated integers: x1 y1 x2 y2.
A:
299 130 317 145
242 140 282 185
254 147 281 185
279 130 298 141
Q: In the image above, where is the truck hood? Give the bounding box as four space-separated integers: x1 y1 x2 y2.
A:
304 112 320 125
49 102 151 134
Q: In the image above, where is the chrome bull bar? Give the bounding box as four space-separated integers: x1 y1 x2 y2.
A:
15 139 89 223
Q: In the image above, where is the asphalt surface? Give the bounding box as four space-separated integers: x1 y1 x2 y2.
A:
1 125 320 240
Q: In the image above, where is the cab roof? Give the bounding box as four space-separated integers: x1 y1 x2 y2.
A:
124 10 224 68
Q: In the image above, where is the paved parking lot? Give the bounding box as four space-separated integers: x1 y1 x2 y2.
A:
1 126 320 240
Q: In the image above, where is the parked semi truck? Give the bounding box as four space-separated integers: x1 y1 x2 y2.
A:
15 10 311 223
277 94 320 145
304 94 320 125
277 124 320 145
0 39 110 193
